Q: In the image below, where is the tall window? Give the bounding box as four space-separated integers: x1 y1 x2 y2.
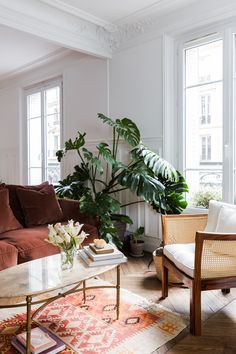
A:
25 79 62 185
184 39 223 204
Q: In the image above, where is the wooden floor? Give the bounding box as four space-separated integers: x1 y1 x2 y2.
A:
100 253 236 354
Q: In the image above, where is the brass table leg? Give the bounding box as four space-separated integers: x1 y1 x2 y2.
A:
26 295 32 354
116 265 120 320
83 280 86 303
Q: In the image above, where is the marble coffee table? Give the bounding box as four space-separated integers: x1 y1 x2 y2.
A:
0 253 123 353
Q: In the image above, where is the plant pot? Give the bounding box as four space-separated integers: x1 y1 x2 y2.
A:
130 240 144 257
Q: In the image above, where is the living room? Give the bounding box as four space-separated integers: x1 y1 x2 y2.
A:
0 0 236 353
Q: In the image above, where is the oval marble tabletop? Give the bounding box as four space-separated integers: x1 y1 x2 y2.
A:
0 253 118 303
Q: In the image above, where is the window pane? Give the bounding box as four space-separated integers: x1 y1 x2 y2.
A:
186 40 223 87
29 168 42 185
26 82 61 185
45 86 61 184
28 92 41 118
185 39 223 205
45 87 60 115
28 118 41 168
186 170 222 207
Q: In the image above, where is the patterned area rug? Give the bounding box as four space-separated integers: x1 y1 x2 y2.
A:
0 286 187 354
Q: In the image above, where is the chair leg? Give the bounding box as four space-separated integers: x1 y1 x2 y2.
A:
190 282 201 336
221 288 230 294
162 265 168 299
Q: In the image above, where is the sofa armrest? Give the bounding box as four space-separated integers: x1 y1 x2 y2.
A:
162 214 208 245
58 199 99 228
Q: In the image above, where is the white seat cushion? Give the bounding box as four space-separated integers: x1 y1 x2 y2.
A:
164 243 195 278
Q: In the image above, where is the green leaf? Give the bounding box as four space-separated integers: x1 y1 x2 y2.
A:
133 144 178 182
98 114 140 147
111 214 133 224
117 168 165 203
98 113 115 127
115 118 140 147
82 148 93 161
97 143 115 165
56 132 86 162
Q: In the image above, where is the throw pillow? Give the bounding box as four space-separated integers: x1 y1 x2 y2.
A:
209 205 236 257
215 205 236 233
204 200 236 232
3 182 49 226
0 189 23 233
16 184 63 227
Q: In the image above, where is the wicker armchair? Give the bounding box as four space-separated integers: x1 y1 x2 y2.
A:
161 213 236 335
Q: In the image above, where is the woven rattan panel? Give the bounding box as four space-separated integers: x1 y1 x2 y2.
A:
202 240 236 278
164 216 208 245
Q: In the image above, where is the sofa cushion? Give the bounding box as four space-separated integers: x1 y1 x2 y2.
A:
0 223 98 263
0 189 23 233
164 243 195 278
2 182 49 226
0 241 18 270
16 184 63 227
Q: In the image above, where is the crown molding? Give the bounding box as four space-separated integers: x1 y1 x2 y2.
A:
0 0 112 58
40 0 111 28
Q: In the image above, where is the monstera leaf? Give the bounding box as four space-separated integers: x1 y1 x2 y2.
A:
117 167 165 203
133 144 178 182
152 173 188 214
96 143 115 165
98 113 140 147
79 192 121 217
56 132 86 162
115 118 140 147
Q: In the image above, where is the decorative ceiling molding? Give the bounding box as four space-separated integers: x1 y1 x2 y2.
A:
40 0 111 28
0 0 112 58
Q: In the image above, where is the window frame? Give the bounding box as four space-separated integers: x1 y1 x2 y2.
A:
23 77 63 185
176 28 236 205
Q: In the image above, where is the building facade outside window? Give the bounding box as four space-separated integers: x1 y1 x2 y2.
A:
200 95 211 125
184 39 223 205
25 78 62 185
200 135 211 161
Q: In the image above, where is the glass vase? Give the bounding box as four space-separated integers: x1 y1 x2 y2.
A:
61 248 76 271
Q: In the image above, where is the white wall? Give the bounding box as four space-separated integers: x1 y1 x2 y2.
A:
110 37 163 138
0 52 109 183
110 37 164 250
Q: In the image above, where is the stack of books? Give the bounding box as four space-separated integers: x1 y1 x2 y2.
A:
11 326 66 354
78 243 127 267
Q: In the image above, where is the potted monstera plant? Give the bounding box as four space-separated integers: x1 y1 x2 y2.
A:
56 113 188 248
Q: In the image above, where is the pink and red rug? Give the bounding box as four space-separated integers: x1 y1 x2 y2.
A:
0 286 187 353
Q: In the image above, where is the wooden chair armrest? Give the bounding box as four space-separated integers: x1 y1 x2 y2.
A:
196 231 236 241
162 214 208 245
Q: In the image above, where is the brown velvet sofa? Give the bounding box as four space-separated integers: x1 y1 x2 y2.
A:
0 183 99 271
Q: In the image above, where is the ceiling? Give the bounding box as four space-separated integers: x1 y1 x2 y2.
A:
58 0 160 23
0 23 65 81
42 0 198 24
0 0 212 81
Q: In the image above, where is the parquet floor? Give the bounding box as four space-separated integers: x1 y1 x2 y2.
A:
100 253 236 354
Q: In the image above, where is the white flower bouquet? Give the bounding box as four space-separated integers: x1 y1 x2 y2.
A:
46 220 89 269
